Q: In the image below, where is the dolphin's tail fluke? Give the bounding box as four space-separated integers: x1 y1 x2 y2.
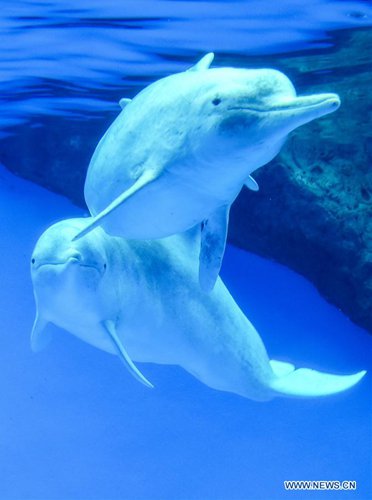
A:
269 360 366 398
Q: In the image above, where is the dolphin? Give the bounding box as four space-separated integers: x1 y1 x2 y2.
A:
73 53 340 292
31 218 365 401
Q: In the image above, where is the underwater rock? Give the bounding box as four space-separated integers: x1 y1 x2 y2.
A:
0 115 109 206
230 30 372 333
1 29 371 333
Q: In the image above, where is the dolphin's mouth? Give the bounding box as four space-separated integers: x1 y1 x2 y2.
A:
35 260 100 271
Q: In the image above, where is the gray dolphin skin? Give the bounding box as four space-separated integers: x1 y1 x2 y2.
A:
31 219 365 401
73 53 340 291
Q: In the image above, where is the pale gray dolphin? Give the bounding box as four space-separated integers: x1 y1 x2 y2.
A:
31 218 365 401
73 53 340 292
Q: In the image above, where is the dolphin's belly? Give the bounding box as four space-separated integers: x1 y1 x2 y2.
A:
111 271 274 400
87 171 234 239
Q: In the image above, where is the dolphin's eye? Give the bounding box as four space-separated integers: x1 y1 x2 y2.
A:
212 98 221 106
104 263 107 270
31 258 35 264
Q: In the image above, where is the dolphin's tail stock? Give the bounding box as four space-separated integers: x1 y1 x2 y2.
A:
269 360 366 398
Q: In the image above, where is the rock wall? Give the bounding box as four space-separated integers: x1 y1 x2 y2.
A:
230 29 372 332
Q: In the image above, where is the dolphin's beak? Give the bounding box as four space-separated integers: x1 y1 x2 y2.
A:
275 93 340 130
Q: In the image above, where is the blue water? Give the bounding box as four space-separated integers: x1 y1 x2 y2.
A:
0 1 371 499
0 167 371 499
1 0 372 133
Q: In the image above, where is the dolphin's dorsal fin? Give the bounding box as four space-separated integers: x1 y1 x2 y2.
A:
119 98 132 110
73 168 160 241
245 175 259 192
188 53 214 72
269 360 366 397
31 313 51 352
103 320 154 389
199 204 230 292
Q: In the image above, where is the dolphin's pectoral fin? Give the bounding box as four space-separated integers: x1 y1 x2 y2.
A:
73 169 160 241
199 205 230 292
103 320 154 389
269 359 366 398
119 97 132 110
188 53 214 72
245 175 259 192
30 313 51 352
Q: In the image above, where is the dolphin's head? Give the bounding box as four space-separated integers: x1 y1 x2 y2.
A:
189 67 340 169
30 218 112 351
31 218 107 283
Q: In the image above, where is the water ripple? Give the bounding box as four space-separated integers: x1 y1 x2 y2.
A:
1 0 371 131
